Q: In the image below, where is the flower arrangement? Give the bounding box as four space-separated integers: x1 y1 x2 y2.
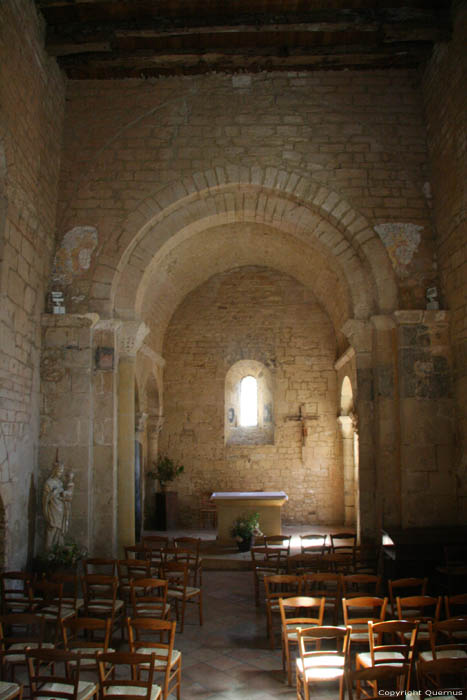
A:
230 512 262 542
33 538 87 574
147 455 185 490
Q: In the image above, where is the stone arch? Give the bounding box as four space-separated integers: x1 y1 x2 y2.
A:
96 167 397 325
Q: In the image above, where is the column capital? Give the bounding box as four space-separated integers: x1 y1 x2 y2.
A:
118 320 150 358
341 319 372 353
140 344 166 368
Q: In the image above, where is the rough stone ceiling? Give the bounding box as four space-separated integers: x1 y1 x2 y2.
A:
36 0 451 78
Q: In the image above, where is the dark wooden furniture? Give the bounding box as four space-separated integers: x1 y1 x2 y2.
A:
155 492 178 530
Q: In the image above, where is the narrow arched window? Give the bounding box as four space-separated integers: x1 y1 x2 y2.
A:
240 376 258 427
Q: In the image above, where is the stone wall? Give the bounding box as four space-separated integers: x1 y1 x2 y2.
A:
57 69 435 317
0 0 65 568
158 266 342 527
422 0 467 522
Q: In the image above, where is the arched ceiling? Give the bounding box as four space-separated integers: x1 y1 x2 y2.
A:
137 221 354 355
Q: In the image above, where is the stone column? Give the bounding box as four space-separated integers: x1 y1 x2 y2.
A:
393 310 454 527
337 415 356 526
341 319 374 543
117 321 149 551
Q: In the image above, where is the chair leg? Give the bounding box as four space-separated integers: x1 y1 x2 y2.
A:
180 598 186 633
198 592 203 626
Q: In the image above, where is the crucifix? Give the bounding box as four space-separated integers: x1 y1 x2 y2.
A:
286 404 318 449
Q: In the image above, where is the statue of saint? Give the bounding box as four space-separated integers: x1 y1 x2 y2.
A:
42 455 75 549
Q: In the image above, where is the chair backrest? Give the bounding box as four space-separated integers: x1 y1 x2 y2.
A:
263 535 291 561
427 617 467 658
174 536 201 553
127 616 176 661
330 532 356 552
31 580 64 617
81 575 118 617
303 572 342 597
342 596 388 626
388 577 428 611
161 562 189 593
297 624 350 670
264 574 303 603
50 572 79 610
61 616 112 654
278 595 325 629
27 647 92 700
347 665 410 700
287 553 323 575
117 559 151 588
0 613 47 653
396 595 441 623
342 574 382 598
130 578 168 618
83 558 117 577
369 619 418 690
0 572 33 614
300 534 327 555
417 657 467 697
445 592 467 618
97 651 158 700
124 544 148 560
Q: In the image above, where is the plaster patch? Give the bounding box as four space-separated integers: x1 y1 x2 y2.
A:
374 223 423 278
53 226 98 285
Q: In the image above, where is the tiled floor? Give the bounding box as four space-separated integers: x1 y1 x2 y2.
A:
168 569 336 699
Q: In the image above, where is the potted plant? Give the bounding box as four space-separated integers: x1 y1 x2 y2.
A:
148 455 185 491
230 512 262 552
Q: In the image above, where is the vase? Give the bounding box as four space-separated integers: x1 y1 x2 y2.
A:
237 536 252 552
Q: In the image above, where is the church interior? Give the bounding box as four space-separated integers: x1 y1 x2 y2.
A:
1 1 467 697
0 0 466 572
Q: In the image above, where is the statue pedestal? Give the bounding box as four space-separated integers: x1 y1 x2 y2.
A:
155 491 178 530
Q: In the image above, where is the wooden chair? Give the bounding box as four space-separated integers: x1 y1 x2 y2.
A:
416 656 467 698
354 544 379 575
287 553 323 576
82 558 117 577
130 578 170 620
0 682 22 700
396 595 441 645
342 574 382 599
81 575 125 641
199 493 217 529
278 595 325 686
342 596 388 648
173 538 202 587
50 572 84 616
141 536 169 575
300 534 327 555
445 592 467 619
162 562 202 633
296 625 350 700
347 665 412 700
250 546 281 607
302 572 342 624
29 580 75 643
387 577 428 617
330 532 357 572
355 620 419 698
0 574 34 615
263 574 302 649
61 616 113 674
418 618 467 663
117 558 152 607
124 543 149 560
127 617 181 700
97 651 162 700
263 535 291 573
26 648 98 700
0 614 52 687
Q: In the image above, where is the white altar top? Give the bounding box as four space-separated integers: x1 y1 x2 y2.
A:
211 491 288 501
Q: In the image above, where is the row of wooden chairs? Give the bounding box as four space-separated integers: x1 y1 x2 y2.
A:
0 614 182 700
293 622 467 700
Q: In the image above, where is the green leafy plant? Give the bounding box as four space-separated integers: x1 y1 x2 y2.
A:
230 512 261 542
33 538 87 574
148 454 185 489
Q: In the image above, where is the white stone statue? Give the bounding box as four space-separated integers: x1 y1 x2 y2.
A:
42 455 75 549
